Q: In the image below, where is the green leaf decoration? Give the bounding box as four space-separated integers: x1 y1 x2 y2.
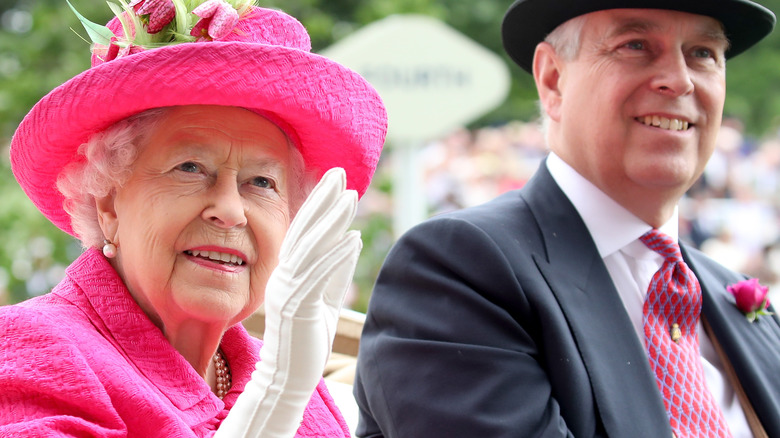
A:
67 0 115 46
172 0 191 38
106 2 129 41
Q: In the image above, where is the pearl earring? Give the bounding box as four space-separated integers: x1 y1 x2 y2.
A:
102 239 117 259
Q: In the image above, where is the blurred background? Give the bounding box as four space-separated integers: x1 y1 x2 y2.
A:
3 0 780 311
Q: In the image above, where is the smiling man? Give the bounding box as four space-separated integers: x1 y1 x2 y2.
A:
354 1 780 437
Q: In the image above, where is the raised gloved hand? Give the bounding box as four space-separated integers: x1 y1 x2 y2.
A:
215 167 361 438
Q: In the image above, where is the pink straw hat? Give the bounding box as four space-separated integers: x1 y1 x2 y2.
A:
10 1 387 237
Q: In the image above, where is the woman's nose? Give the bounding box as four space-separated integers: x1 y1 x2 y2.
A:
202 177 248 228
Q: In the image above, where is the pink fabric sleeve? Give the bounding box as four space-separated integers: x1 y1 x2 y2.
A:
293 379 351 438
0 306 127 437
315 379 352 438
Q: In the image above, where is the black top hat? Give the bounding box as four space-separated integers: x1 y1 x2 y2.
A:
502 0 776 73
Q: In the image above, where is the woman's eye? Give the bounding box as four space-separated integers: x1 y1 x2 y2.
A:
623 40 645 51
176 161 200 173
250 176 275 189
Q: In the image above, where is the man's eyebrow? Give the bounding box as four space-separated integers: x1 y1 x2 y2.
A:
701 27 730 49
605 19 662 39
604 17 729 47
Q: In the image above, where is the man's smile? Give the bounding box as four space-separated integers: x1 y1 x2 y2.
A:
636 115 691 131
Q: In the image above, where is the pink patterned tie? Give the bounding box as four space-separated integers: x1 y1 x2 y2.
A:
640 230 731 438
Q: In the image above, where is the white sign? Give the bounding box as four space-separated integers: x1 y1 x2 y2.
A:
321 14 510 142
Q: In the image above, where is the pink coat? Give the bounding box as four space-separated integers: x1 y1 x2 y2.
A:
0 248 350 437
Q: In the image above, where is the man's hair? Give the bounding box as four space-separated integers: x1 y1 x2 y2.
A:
538 14 589 137
544 14 588 62
57 107 316 248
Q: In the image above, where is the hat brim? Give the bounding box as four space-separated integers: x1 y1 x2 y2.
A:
502 0 776 73
10 42 387 236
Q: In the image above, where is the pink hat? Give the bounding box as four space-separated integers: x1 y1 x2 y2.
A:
10 0 387 237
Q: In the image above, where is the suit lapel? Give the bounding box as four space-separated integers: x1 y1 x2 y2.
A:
684 247 780 436
521 166 672 437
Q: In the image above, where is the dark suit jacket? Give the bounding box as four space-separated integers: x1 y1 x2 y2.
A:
354 163 780 437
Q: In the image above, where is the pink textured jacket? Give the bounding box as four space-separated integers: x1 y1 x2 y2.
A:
0 248 350 437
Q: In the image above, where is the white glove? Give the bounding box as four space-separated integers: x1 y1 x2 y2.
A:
215 167 361 438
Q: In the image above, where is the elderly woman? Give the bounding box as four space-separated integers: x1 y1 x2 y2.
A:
0 1 386 437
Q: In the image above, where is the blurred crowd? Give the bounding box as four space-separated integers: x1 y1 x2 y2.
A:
6 116 780 308
416 117 780 303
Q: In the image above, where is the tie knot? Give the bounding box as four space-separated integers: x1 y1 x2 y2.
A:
640 229 683 264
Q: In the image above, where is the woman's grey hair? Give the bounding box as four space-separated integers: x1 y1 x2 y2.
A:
57 107 317 249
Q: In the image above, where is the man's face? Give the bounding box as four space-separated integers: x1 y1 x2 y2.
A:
545 9 728 216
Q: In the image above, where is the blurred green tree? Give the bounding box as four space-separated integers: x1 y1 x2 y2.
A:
0 0 112 304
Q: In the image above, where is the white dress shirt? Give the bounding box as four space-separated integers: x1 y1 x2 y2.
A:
546 152 751 437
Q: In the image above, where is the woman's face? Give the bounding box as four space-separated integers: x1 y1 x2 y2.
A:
99 105 294 329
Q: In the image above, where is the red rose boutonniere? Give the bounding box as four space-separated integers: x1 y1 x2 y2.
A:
727 278 773 323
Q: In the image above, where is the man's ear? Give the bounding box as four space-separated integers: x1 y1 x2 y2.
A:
533 42 564 122
95 191 119 244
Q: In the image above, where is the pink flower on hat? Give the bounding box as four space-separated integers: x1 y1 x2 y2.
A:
727 278 773 323
101 37 146 63
129 0 175 34
190 0 240 41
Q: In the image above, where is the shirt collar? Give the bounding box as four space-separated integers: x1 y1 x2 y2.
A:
545 152 678 257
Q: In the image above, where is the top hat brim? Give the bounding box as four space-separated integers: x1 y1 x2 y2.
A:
502 0 776 73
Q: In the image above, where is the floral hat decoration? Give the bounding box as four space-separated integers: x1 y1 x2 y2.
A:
10 0 387 237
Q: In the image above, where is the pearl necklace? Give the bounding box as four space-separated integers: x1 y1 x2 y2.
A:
213 348 232 399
